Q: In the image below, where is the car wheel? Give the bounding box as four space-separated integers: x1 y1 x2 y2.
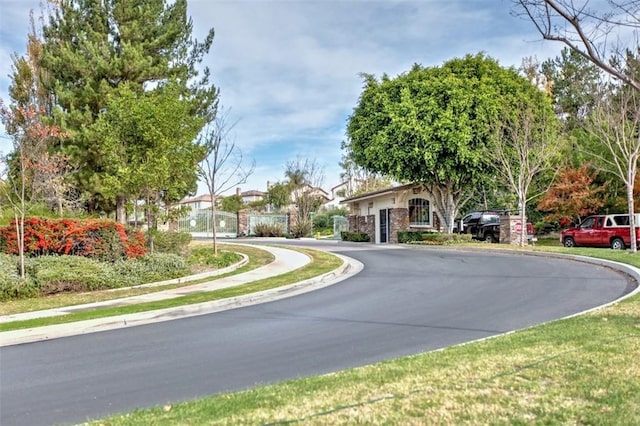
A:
563 237 576 248
484 234 496 243
611 238 625 250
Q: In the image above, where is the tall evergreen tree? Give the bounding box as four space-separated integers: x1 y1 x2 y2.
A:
541 48 600 131
38 0 218 220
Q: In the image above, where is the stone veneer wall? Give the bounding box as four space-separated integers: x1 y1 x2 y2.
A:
360 215 375 241
389 208 409 243
500 215 528 245
347 214 375 242
347 215 358 235
237 209 248 236
287 210 298 234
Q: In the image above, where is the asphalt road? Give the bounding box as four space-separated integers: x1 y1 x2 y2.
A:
0 243 635 426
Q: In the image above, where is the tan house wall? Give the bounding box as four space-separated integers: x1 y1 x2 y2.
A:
345 186 435 244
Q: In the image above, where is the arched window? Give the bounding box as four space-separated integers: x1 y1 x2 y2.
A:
409 198 430 226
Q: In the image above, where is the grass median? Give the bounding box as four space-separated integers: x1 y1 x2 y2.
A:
0 245 342 332
91 245 640 426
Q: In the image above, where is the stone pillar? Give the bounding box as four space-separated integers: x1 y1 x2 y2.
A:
500 215 527 245
348 215 358 233
287 210 298 234
237 209 248 236
389 208 409 243
358 215 375 242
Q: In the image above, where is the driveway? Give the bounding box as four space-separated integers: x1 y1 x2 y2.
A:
0 243 635 426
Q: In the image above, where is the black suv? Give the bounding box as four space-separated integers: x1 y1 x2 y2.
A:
454 211 501 242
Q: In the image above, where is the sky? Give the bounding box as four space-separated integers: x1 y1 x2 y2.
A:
0 0 564 197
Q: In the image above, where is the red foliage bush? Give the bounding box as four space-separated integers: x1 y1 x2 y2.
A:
0 218 146 261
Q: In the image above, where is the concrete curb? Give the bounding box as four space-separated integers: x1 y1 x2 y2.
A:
0 252 363 347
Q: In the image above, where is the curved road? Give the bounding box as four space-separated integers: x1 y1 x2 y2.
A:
0 243 636 426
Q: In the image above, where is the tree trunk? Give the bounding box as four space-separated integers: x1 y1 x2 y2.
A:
116 195 127 224
15 211 25 279
427 184 460 233
519 198 527 247
628 178 637 253
211 192 218 256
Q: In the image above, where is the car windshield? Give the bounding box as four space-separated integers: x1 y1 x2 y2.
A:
463 213 481 223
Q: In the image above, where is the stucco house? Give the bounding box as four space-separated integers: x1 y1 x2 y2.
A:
322 180 361 210
177 193 214 213
340 183 440 244
240 189 266 204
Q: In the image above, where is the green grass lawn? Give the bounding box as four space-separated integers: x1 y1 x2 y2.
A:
87 244 639 425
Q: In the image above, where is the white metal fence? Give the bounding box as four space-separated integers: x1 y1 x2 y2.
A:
177 209 237 238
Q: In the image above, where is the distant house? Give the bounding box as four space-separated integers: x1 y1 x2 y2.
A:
177 194 214 212
239 189 266 204
291 184 329 205
322 181 350 210
341 183 440 244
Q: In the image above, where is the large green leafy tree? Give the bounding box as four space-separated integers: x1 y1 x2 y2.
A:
265 182 292 211
37 0 217 220
346 54 532 232
94 82 205 241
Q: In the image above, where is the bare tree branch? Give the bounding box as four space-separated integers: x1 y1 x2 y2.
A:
585 84 640 251
197 107 255 254
514 0 640 91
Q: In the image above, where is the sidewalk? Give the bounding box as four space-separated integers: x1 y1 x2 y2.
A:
0 244 363 347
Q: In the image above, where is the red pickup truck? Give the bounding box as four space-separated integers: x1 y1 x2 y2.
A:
561 214 640 250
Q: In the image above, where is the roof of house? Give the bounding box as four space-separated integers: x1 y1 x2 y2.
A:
179 194 214 204
330 181 349 191
241 190 266 197
340 183 418 204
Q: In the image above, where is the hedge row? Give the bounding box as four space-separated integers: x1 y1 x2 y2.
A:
340 231 370 242
0 218 146 262
0 252 190 301
413 232 474 245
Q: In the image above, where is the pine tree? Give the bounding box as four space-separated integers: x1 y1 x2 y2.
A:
38 0 218 220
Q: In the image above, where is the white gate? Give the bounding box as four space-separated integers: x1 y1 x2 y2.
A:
177 209 237 238
333 215 347 239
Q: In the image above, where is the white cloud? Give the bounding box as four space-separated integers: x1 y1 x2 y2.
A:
1 0 567 193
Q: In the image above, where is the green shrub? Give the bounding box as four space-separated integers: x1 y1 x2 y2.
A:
25 255 113 294
0 276 38 301
0 249 202 300
0 254 38 300
413 232 474 245
127 253 190 282
398 231 425 243
150 230 192 256
0 252 18 277
340 231 370 242
253 222 285 237
312 213 332 230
